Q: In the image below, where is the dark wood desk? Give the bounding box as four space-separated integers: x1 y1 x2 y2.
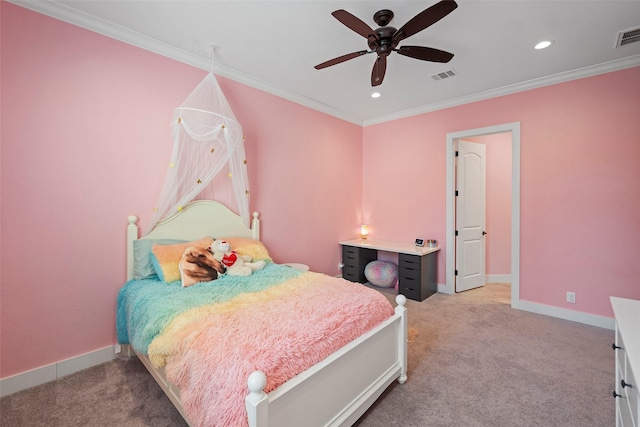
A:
340 239 440 302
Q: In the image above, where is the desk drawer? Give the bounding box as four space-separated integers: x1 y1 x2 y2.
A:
399 265 421 280
341 252 359 268
342 246 359 256
341 265 360 282
398 280 421 301
399 254 421 267
398 254 423 280
341 246 376 265
340 245 376 283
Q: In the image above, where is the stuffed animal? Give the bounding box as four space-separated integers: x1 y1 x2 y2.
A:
209 240 266 276
179 246 225 287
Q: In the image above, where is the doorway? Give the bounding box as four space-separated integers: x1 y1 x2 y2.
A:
444 122 521 308
455 139 487 292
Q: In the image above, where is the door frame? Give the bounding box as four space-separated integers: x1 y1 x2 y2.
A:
444 122 520 308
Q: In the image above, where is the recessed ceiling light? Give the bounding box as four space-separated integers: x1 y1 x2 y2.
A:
535 40 553 50
371 92 381 98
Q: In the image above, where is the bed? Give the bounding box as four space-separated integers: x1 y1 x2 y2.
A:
117 200 408 427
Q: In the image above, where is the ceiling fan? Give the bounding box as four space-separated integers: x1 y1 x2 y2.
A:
314 0 458 87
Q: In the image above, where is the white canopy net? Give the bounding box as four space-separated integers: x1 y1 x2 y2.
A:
145 73 250 234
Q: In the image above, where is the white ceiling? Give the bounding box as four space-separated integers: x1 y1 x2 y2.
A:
11 0 640 125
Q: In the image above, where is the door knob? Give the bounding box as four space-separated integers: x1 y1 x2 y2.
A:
482 231 487 235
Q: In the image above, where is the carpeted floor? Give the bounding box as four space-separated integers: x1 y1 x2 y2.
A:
1 283 615 426
355 284 614 427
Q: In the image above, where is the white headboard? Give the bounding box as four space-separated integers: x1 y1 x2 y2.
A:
126 200 260 280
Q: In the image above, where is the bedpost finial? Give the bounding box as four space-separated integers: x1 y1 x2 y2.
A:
127 215 138 225
247 370 267 394
252 211 259 219
396 294 407 306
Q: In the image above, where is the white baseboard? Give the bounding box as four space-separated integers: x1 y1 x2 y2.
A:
1 298 613 398
438 282 452 294
486 274 511 283
0 345 116 397
437 279 613 330
514 300 615 330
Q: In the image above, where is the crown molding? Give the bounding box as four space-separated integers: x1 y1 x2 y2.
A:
363 55 640 126
6 0 363 125
8 1 640 127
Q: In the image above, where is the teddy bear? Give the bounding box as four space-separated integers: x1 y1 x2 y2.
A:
209 239 266 276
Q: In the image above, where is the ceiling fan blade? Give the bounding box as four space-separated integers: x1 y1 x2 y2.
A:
314 50 369 70
394 0 458 42
396 46 454 63
332 9 378 41
371 56 387 87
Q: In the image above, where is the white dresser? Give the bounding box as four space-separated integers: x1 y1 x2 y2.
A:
611 297 640 427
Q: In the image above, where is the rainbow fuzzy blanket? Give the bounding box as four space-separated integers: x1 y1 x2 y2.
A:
116 263 393 427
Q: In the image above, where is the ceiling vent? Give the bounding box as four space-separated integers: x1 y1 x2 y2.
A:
431 69 458 81
616 26 640 48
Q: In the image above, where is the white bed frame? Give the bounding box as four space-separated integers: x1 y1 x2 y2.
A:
123 200 408 427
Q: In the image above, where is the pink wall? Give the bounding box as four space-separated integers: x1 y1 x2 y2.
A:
363 67 640 317
0 3 362 377
2 1 640 381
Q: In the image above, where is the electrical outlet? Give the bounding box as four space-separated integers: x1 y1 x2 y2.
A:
567 292 576 304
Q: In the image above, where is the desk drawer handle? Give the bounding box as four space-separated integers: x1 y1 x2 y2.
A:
621 380 633 389
612 343 621 350
613 391 621 398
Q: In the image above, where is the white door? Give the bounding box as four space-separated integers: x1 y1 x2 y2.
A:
455 140 486 292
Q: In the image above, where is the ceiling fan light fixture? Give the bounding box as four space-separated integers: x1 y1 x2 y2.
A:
371 92 381 98
314 0 459 86
534 40 553 50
